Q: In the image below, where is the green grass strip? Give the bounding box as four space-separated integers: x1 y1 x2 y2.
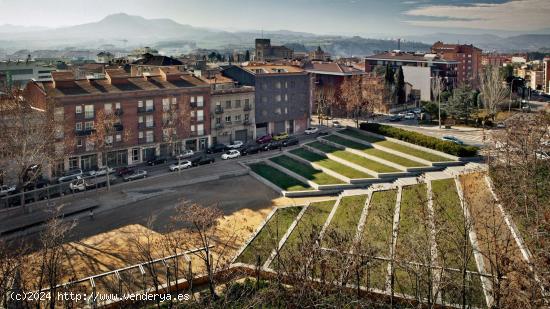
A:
249 163 311 191
396 184 429 262
339 129 449 162
431 179 477 271
269 155 344 185
324 135 426 167
362 190 397 258
290 148 373 179
236 206 302 265
307 142 399 173
323 195 368 248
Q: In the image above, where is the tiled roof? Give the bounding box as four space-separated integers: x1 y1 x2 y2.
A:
200 74 235 84
242 64 304 74
39 74 208 97
132 54 183 66
365 52 458 64
304 61 364 75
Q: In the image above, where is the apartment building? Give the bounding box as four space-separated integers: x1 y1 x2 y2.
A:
222 64 311 136
254 39 294 62
202 74 256 144
0 59 56 88
25 68 211 176
365 51 458 101
544 58 550 93
431 41 482 86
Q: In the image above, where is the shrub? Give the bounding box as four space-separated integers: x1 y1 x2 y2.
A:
359 123 479 157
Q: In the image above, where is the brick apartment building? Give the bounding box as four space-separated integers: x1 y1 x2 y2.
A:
431 41 482 87
25 68 211 176
222 64 310 136
544 57 550 94
202 74 256 144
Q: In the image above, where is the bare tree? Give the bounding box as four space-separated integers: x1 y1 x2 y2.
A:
340 75 372 128
431 76 444 129
314 85 335 126
479 67 509 122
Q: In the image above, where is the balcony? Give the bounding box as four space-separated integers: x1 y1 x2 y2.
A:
75 129 94 136
214 107 224 114
138 137 154 144
243 105 252 111
138 122 155 130
215 123 224 130
137 106 155 113
114 109 123 116
243 120 251 126
190 102 197 108
114 124 123 132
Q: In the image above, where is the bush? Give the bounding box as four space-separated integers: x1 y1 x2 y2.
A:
359 123 479 157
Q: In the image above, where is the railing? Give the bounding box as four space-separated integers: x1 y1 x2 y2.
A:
243 120 251 126
138 137 154 144
138 122 155 130
75 129 94 136
215 123 224 130
84 111 94 119
243 105 252 111
190 102 197 108
114 108 123 116
114 124 123 132
215 107 224 114
137 106 155 113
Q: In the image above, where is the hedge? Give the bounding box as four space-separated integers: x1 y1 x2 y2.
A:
359 123 479 157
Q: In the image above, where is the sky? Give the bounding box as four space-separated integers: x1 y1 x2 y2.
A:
0 0 549 36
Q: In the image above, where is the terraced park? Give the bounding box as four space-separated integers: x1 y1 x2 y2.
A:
235 175 495 307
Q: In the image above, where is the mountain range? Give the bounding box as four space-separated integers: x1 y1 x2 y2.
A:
0 13 548 57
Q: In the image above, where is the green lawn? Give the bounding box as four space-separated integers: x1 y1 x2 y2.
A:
362 190 397 258
323 135 426 167
339 129 449 162
431 179 477 271
249 163 311 191
236 206 302 265
290 148 373 179
307 142 400 173
396 184 430 262
323 195 368 248
269 155 345 185
272 200 336 269
440 270 486 307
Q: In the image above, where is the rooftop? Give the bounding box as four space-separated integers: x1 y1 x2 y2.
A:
132 53 183 66
365 51 459 64
304 61 364 76
241 64 304 75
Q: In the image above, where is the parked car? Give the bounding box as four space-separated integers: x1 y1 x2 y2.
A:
123 170 148 181
413 108 423 114
332 121 343 128
169 160 192 171
442 136 464 145
397 112 406 117
88 166 115 176
282 137 299 147
57 169 83 183
221 150 241 160
0 185 16 197
262 141 283 151
146 156 168 166
227 140 244 149
496 122 506 128
305 127 319 135
70 175 115 191
193 156 215 166
388 115 401 122
244 144 263 155
272 132 289 141
404 113 416 120
206 143 227 154
174 149 194 160
256 134 272 144
318 131 329 136
116 166 134 177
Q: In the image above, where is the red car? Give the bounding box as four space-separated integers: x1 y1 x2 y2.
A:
256 134 272 144
116 167 134 177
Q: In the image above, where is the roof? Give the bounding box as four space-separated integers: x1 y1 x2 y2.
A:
304 62 364 76
241 64 304 75
365 52 459 64
200 74 235 85
132 53 183 66
51 71 75 81
38 74 208 98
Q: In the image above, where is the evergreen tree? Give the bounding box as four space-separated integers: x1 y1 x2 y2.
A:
394 66 406 104
384 64 395 85
245 50 250 61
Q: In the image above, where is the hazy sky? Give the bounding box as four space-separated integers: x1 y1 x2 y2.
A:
0 0 549 35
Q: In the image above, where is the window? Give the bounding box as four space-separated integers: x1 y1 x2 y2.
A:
76 138 83 147
225 115 231 123
216 117 221 124
84 105 94 119
235 99 241 108
197 124 204 135
262 82 267 90
104 103 112 114
196 96 204 107
105 136 113 145
69 157 79 169
225 100 232 109
162 98 170 111
197 110 204 121
115 102 121 110
84 121 94 130
244 99 249 106
75 122 82 131
138 100 143 108
191 125 196 132
284 107 288 114
262 96 267 103
284 94 288 101
244 114 249 121
116 134 121 142
275 95 281 102
171 97 177 104
235 114 241 122
138 116 143 123
132 148 140 161
145 115 154 128
146 131 154 143
290 81 296 88
145 100 154 112
75 105 82 114
275 108 281 115
284 81 288 88
139 131 143 139
275 81 281 89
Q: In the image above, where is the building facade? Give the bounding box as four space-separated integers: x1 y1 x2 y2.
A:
254 39 294 62
0 60 56 88
365 51 458 102
431 42 482 86
25 68 211 176
544 58 550 94
222 64 310 136
203 75 256 144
